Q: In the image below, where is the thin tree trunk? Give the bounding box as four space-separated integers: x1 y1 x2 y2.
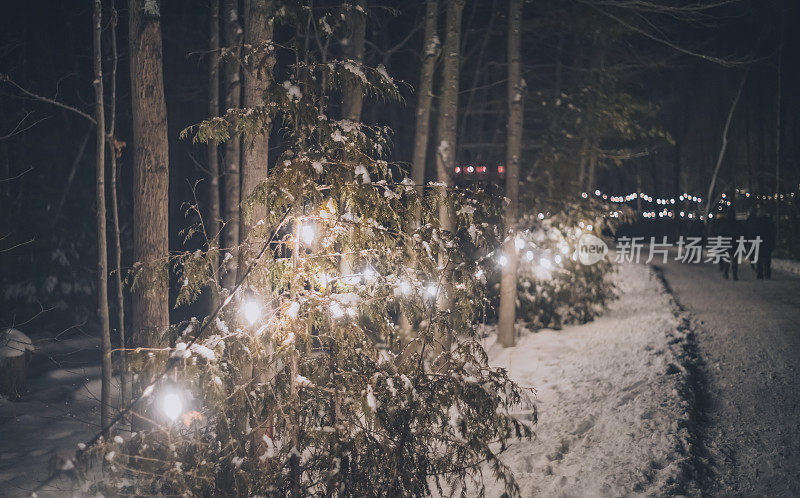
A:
241 0 275 460
457 0 495 143
339 0 367 279
704 70 747 219
341 0 366 122
400 0 438 340
774 41 782 243
92 0 113 435
107 5 126 409
433 0 464 356
222 0 243 290
208 0 221 307
128 0 170 388
240 0 274 255
497 0 523 348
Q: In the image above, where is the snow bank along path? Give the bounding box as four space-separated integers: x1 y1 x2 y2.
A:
484 262 698 496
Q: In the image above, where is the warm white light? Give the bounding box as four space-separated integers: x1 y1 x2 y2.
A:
554 254 562 265
159 391 183 422
425 284 438 298
329 302 344 319
515 237 525 250
300 223 316 245
242 299 262 325
497 255 509 268
525 251 534 261
398 280 411 295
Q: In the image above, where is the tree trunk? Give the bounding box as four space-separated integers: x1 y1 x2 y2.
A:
128 0 170 385
339 0 367 279
107 6 127 409
433 0 464 356
497 0 523 348
208 0 222 307
341 0 366 122
222 0 243 290
92 0 113 434
410 0 438 192
774 41 782 243
240 0 274 255
400 0 438 340
704 71 747 219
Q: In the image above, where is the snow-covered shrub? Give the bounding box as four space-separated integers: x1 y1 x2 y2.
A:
512 198 629 330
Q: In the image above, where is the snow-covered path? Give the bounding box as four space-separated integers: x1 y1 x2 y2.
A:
655 256 800 496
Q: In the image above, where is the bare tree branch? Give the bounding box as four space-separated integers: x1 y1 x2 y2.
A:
0 74 97 124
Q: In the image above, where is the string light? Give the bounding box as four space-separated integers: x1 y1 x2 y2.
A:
425 284 438 298
329 302 345 319
159 389 184 422
300 223 316 245
242 299 262 325
497 254 509 267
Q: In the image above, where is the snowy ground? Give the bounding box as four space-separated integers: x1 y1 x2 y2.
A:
655 253 800 496
0 329 106 497
482 262 698 496
773 257 800 276
10 257 794 496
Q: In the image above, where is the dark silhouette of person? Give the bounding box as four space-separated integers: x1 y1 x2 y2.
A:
720 207 744 280
753 210 776 279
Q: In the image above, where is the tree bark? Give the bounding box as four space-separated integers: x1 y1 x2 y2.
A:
208 0 222 306
400 0 439 340
341 0 366 122
240 0 274 254
107 6 127 409
222 0 243 290
774 41 782 243
497 0 523 348
128 0 170 381
339 0 367 280
92 0 113 434
433 0 464 355
704 70 747 219
410 0 438 192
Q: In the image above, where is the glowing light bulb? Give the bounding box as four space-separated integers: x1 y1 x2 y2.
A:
398 280 411 295
329 302 344 319
242 299 262 325
300 223 315 245
497 255 509 268
554 254 562 265
425 284 438 298
515 237 525 250
525 251 534 262
160 391 183 422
